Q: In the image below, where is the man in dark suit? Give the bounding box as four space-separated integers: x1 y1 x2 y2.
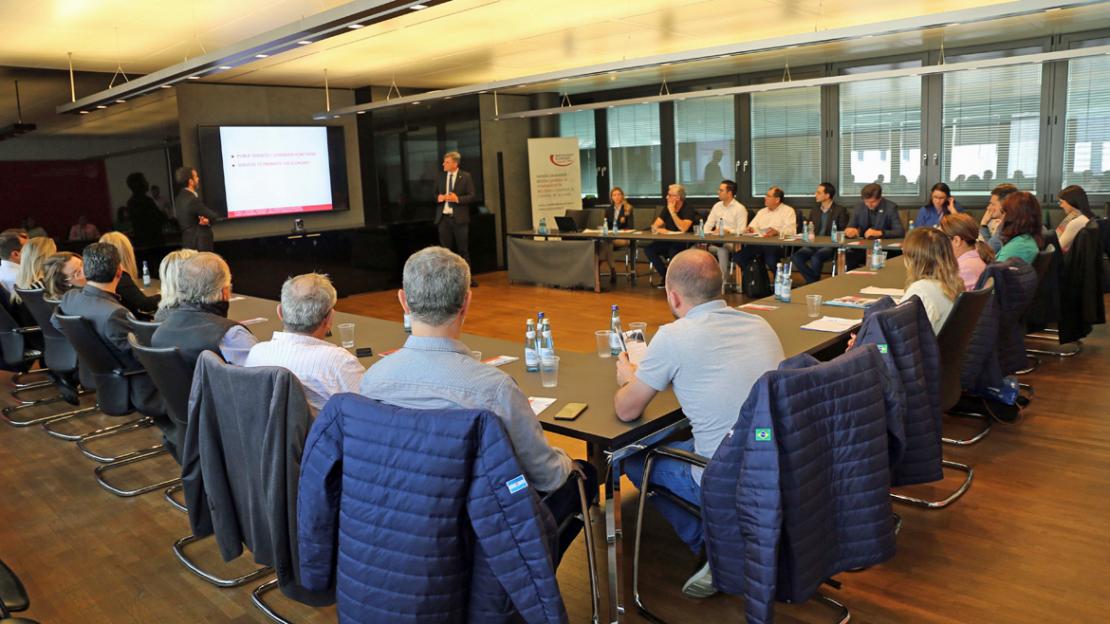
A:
791 181 851 283
433 151 478 287
51 242 160 417
174 166 219 251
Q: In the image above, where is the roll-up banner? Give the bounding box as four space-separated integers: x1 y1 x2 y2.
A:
526 137 582 229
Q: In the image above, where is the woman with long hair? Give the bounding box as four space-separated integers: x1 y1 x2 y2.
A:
598 186 635 283
154 248 200 321
899 227 965 334
1055 185 1095 254
99 231 160 318
12 236 57 303
42 252 85 300
995 191 1044 265
916 182 964 228
939 213 994 290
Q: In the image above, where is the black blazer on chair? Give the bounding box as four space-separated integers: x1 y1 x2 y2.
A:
433 169 476 225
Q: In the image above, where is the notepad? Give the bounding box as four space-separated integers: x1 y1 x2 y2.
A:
529 397 556 416
845 270 877 276
860 286 905 297
800 316 860 333
483 355 518 367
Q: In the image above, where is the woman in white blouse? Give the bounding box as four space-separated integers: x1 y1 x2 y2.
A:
899 227 965 334
1055 185 1094 254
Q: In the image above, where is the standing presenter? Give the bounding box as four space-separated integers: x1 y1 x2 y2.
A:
434 151 478 287
174 166 219 252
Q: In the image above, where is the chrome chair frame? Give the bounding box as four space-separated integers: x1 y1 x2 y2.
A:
631 446 850 623
164 483 187 513
250 577 293 624
94 447 182 497
890 460 973 509
172 534 273 588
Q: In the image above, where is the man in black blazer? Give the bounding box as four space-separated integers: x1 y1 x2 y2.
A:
790 182 850 284
174 166 219 251
434 151 478 286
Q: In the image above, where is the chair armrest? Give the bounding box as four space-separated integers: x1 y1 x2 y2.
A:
14 326 41 335
117 369 148 378
649 446 710 468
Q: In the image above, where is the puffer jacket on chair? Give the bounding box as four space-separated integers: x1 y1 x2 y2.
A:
297 394 567 624
854 296 942 486
701 345 903 624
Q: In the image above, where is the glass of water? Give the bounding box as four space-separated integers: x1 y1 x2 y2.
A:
337 322 355 348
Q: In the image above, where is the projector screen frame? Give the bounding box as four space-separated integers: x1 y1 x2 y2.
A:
196 124 351 222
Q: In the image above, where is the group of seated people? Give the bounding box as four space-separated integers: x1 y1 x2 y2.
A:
631 178 1094 293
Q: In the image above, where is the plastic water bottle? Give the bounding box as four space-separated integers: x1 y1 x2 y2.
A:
403 312 412 333
538 217 549 235
830 220 839 244
609 305 623 355
781 262 792 303
539 319 555 361
871 238 883 270
698 218 705 238
717 218 725 237
601 219 609 236
524 319 539 372
908 220 915 232
774 262 783 300
141 261 151 286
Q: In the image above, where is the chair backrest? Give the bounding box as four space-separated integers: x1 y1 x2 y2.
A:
936 280 994 412
15 288 77 374
0 293 29 369
128 315 162 347
53 314 133 415
128 333 192 430
1031 245 1055 284
564 209 588 230
633 206 661 230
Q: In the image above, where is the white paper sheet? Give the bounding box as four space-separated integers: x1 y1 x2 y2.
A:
483 355 518 367
528 397 557 415
800 316 861 333
860 286 905 297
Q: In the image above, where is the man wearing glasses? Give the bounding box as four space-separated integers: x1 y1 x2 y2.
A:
644 184 696 287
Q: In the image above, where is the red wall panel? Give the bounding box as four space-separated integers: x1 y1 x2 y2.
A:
0 160 111 237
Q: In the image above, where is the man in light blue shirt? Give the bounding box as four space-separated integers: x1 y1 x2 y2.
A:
360 246 595 559
614 248 784 598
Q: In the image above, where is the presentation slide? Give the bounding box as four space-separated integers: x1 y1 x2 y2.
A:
219 126 334 219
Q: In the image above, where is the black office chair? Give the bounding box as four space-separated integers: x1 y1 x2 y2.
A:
935 281 996 446
0 285 50 393
127 315 162 347
0 296 45 395
0 558 38 624
1018 246 1060 371
53 314 180 497
5 289 98 428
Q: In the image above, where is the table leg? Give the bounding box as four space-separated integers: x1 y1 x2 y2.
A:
605 455 624 623
594 240 602 293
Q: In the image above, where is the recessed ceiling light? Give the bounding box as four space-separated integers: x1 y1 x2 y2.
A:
79 110 89 115
219 65 232 70
160 84 172 89
412 101 421 105
115 99 126 103
333 115 340 119
187 75 200 80
297 40 313 45
96 104 107 109
348 23 364 29
356 110 366 115
255 53 269 58
410 3 429 9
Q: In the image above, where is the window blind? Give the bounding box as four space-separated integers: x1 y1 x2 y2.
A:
751 87 821 196
675 96 735 196
559 110 598 197
607 103 662 197
1063 55 1110 193
839 76 922 197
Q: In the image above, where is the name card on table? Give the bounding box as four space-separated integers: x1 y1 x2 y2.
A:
860 286 905 297
800 316 861 333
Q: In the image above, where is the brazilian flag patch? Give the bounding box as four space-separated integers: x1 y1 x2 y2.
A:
755 428 772 442
877 343 889 354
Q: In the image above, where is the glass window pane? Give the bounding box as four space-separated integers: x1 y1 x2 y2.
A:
559 110 598 198
674 96 735 196
1064 55 1110 193
751 87 821 196
942 64 1041 194
839 76 922 197
607 103 662 197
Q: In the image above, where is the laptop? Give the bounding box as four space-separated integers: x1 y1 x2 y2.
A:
554 215 581 232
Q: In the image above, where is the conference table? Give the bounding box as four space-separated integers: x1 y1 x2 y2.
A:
507 227 907 292
213 256 908 624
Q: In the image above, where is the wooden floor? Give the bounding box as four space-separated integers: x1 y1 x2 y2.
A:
2 271 1109 623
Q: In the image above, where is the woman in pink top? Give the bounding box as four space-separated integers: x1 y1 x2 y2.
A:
940 213 995 290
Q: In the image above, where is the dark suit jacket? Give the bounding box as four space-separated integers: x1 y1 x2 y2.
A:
52 284 159 413
175 189 219 251
806 203 850 237
433 169 476 225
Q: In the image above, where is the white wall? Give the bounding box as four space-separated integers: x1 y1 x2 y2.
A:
103 147 172 215
175 82 364 241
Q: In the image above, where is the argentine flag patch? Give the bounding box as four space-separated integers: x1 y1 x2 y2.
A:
506 475 529 494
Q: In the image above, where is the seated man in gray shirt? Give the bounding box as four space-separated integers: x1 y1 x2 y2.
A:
360 246 596 560
614 248 785 598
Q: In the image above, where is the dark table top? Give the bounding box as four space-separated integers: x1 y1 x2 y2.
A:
507 228 907 250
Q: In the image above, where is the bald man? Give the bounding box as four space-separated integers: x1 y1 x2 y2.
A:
613 248 784 598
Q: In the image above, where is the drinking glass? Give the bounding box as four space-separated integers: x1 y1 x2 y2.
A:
540 356 560 388
806 294 823 318
337 323 355 348
595 330 613 358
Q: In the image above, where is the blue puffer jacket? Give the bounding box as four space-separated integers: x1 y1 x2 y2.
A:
701 346 902 624
985 259 1039 375
855 296 943 486
297 394 567 624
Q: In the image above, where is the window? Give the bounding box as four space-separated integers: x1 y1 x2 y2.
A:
751 87 821 196
839 75 922 197
674 96 735 196
942 64 1041 194
607 103 661 197
559 110 598 198
1063 54 1110 193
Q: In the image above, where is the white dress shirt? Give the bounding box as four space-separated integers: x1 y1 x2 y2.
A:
0 260 18 297
244 331 365 412
442 171 456 216
705 199 748 234
748 203 797 236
